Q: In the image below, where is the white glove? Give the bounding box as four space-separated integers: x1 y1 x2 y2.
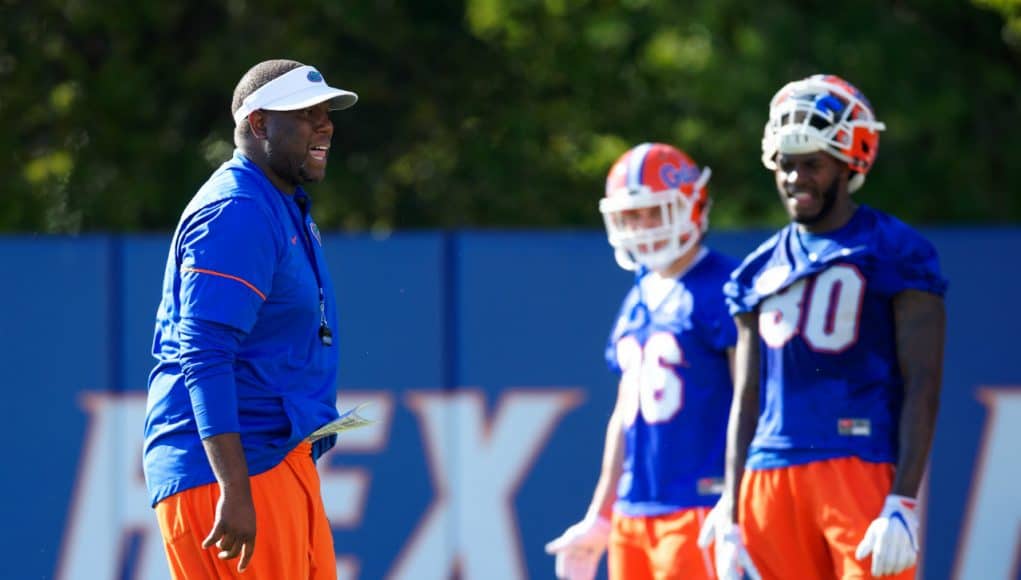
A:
544 515 611 580
855 494 920 576
697 502 761 580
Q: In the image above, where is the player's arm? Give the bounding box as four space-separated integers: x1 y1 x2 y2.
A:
544 379 625 578
174 199 277 573
726 346 736 385
891 289 946 496
585 380 627 520
200 432 256 570
723 311 760 522
697 316 762 579
854 289 945 575
177 317 256 572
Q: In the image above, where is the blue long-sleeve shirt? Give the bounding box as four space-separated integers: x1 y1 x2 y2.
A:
143 151 341 506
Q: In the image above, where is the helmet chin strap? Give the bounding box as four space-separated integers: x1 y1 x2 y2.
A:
615 246 677 272
627 228 700 272
614 248 638 271
637 250 679 272
616 241 681 272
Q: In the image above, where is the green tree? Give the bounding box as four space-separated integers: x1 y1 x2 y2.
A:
2 0 1018 233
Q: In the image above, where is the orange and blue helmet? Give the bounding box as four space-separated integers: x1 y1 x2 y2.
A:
762 74 886 192
599 143 711 271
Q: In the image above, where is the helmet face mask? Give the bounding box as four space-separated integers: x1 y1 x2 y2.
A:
600 143 710 271
601 190 699 271
762 74 885 193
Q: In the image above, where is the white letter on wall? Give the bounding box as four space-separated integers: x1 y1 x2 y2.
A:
389 389 582 580
57 393 169 580
953 387 1021 579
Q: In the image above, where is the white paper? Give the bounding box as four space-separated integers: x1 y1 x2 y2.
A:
308 402 375 442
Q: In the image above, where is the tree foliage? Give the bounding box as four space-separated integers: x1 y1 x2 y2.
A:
2 0 1019 233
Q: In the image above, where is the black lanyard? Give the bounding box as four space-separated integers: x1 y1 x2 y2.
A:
293 192 333 346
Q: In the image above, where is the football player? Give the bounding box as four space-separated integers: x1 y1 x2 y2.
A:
546 143 740 579
699 74 947 579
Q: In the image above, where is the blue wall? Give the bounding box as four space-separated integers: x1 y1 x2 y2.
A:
1 230 1018 580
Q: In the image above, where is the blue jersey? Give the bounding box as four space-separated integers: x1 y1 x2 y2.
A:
143 151 341 506
605 249 737 517
725 206 947 470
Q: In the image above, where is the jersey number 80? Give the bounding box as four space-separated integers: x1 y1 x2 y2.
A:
759 264 865 353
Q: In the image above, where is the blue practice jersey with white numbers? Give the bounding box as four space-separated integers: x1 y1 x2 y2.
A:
726 205 947 470
605 249 737 517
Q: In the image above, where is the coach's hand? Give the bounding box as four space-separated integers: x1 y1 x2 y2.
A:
697 501 761 580
203 484 257 573
855 494 919 576
544 515 611 580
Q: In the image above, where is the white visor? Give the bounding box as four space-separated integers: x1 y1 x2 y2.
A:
233 65 358 124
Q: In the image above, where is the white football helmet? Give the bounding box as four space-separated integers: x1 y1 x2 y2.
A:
762 74 886 192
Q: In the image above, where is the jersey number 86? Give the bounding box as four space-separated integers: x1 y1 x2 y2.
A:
615 332 685 426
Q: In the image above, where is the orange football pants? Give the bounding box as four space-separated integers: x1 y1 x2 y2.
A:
740 456 915 580
154 441 336 579
609 507 716 580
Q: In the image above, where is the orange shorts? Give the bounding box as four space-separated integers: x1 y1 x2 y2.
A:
154 441 336 579
739 456 915 580
608 507 716 580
